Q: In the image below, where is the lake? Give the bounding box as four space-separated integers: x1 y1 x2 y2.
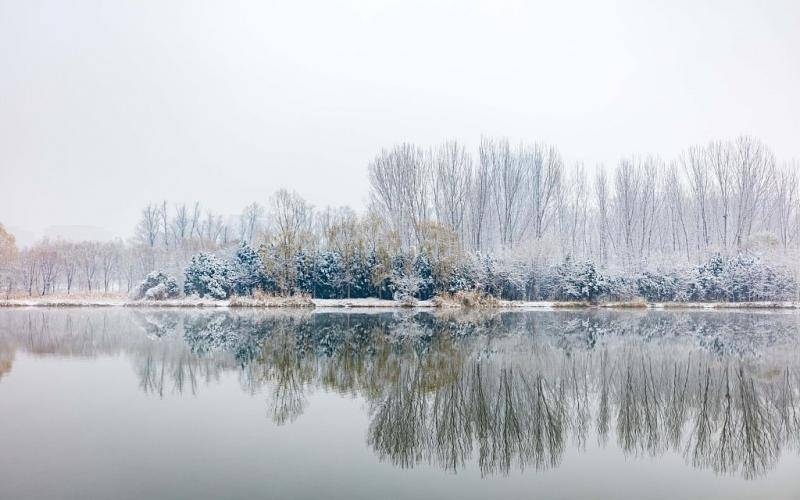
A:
1 308 799 499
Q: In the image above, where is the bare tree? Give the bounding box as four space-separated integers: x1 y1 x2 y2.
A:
136 204 160 248
663 164 691 261
561 163 589 258
614 159 642 262
239 202 264 244
773 161 799 249
270 189 314 292
33 240 59 295
368 143 430 247
172 203 190 246
681 145 713 253
159 200 169 248
731 136 775 248
708 140 734 249
467 150 492 252
431 140 472 241
58 242 78 295
76 241 100 292
485 137 529 248
18 248 39 296
99 241 121 292
526 143 563 240
595 167 612 264
189 202 203 241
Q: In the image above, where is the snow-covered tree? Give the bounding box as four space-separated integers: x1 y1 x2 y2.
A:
184 253 229 299
132 271 180 300
555 258 608 302
227 243 265 296
314 250 343 299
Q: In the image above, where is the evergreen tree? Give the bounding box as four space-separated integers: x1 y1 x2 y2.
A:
294 250 317 297
184 253 230 299
227 243 265 296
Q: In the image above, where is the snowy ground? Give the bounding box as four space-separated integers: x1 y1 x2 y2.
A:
2 296 800 310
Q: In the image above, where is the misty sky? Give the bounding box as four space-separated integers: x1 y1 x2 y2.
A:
1 0 799 241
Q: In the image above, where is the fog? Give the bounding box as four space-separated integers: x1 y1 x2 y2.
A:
1 0 799 240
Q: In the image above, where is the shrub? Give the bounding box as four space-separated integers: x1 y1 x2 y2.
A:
554 258 608 302
131 271 179 301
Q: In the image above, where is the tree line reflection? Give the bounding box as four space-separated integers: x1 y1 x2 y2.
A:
1 309 799 479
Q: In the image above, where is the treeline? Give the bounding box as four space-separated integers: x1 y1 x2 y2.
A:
132 242 798 303
2 134 799 301
368 136 798 263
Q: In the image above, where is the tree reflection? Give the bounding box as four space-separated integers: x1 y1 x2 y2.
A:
1 308 799 479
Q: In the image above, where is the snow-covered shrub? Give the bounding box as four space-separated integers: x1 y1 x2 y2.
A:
532 264 559 301
184 253 230 299
314 250 344 299
679 253 799 302
366 249 393 300
689 254 726 301
723 254 798 301
345 249 374 298
391 271 422 304
495 261 527 300
257 243 281 294
473 254 501 297
294 250 316 296
131 271 179 301
413 252 435 300
760 264 799 301
227 243 265 296
553 258 608 302
606 275 637 301
635 270 684 302
445 260 476 295
390 253 422 303
723 254 761 301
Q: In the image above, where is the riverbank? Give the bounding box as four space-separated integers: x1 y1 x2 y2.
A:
2 295 800 310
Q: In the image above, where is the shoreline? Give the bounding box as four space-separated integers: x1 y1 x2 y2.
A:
1 297 799 311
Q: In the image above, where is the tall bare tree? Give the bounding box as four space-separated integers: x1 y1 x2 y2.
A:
368 143 430 247
431 140 472 241
485 137 529 248
136 204 160 248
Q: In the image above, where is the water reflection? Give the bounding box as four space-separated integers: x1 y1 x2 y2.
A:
1 309 799 479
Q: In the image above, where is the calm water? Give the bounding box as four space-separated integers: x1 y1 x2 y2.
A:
1 308 800 499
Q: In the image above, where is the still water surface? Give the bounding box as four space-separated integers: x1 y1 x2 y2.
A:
1 308 799 499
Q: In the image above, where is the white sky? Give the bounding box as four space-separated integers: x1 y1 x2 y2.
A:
1 0 799 239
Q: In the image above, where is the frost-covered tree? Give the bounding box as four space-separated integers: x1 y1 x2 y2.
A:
227 243 265 296
555 258 608 303
184 253 229 299
132 271 180 300
410 252 433 300
294 250 316 296
314 250 343 299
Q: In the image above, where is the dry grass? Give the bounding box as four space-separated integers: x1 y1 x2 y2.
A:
432 291 501 308
0 292 126 307
599 299 648 309
228 291 314 308
2 291 125 300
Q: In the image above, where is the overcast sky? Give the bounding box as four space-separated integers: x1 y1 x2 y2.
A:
1 0 799 241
